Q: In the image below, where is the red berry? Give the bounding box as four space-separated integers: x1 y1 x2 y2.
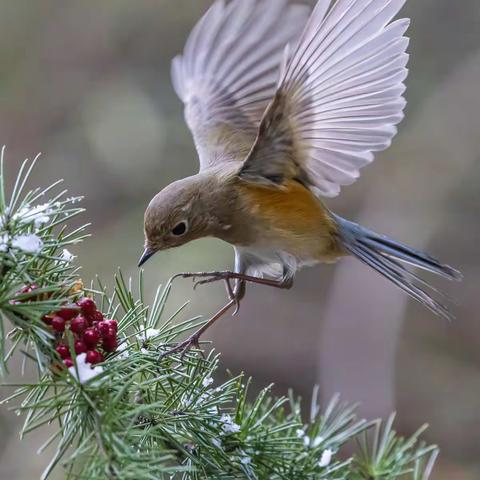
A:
83 328 100 348
19 284 38 295
14 284 39 303
42 315 53 325
97 321 110 337
77 297 96 316
90 310 104 325
106 327 117 340
102 335 118 353
74 340 87 355
105 319 118 332
86 350 104 365
70 315 88 335
56 305 79 320
51 316 66 332
64 358 74 368
56 344 70 359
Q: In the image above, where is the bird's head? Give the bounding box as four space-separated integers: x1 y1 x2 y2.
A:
138 177 214 267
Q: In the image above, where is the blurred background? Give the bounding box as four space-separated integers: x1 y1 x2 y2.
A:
0 0 479 478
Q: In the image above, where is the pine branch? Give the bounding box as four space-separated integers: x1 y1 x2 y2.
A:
0 149 439 479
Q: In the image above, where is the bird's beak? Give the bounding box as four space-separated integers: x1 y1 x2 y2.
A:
138 247 156 267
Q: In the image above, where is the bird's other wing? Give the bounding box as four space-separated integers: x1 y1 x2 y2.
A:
171 0 310 171
239 0 409 197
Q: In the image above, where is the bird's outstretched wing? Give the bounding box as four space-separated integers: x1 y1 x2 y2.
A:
171 0 310 171
239 0 410 197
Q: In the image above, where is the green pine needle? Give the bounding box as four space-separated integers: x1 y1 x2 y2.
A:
0 150 439 479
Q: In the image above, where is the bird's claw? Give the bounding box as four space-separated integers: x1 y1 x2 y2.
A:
193 278 212 290
170 272 227 289
224 278 240 315
160 334 204 361
192 273 228 289
170 272 195 284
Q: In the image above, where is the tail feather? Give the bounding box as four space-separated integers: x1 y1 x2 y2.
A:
361 235 462 281
334 215 462 320
348 240 452 320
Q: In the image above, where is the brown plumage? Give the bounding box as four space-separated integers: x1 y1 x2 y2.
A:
140 0 461 357
143 167 343 263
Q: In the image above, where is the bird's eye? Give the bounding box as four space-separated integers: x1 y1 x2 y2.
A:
171 221 187 236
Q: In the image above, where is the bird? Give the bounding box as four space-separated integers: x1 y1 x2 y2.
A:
139 0 462 356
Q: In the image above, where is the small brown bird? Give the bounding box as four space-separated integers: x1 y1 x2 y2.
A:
139 0 461 355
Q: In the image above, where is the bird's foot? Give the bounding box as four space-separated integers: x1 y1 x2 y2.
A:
172 271 292 291
170 271 231 287
160 332 204 360
192 272 233 289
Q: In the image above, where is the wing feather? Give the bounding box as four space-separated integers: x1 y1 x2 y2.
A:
171 0 310 170
239 0 410 197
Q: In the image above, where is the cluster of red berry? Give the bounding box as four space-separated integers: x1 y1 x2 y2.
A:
43 297 119 368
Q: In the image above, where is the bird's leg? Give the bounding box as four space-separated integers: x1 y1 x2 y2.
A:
224 278 246 315
172 271 293 291
162 272 288 360
177 270 292 316
160 297 236 360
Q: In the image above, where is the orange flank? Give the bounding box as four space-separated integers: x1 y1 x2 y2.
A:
237 179 344 262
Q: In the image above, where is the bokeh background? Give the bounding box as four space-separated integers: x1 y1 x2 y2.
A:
0 1 479 478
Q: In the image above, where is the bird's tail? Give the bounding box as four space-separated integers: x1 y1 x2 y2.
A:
334 215 462 320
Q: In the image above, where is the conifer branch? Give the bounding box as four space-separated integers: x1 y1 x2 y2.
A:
0 149 439 479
